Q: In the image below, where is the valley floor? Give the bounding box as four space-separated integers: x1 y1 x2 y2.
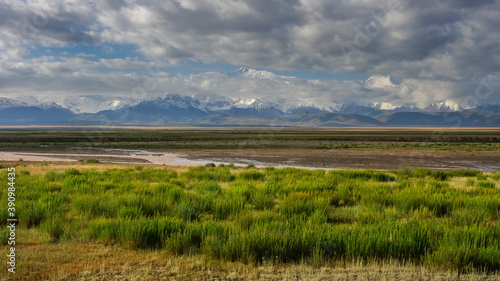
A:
1 147 499 171
1 127 499 171
179 148 500 171
1 128 499 280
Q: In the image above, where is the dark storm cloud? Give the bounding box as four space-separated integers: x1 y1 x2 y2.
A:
0 1 100 52
3 0 499 80
0 0 499 105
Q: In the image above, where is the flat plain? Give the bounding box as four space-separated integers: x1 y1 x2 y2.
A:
1 127 500 170
1 127 500 280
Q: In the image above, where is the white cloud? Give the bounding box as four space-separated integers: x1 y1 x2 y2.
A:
0 0 499 106
75 52 96 57
364 75 396 90
1 55 496 108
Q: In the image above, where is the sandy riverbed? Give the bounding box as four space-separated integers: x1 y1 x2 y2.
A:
0 150 212 166
1 147 499 171
177 148 500 171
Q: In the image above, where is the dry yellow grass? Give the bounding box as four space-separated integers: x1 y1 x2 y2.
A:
5 161 192 175
449 177 476 191
2 229 499 281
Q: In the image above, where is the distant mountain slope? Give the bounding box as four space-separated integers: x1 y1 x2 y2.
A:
285 111 382 127
75 99 208 124
380 112 500 127
0 105 76 124
1 94 500 126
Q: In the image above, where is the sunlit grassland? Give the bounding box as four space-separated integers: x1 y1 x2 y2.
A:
1 163 500 279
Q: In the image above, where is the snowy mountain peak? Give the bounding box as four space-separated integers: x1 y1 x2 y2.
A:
0 94 488 115
372 102 421 111
233 67 277 79
110 100 124 107
231 97 269 110
423 100 463 112
190 93 232 111
191 93 231 103
13 96 63 109
1 95 134 114
151 94 272 112
271 98 343 113
147 94 193 110
51 96 132 113
373 102 398 110
0 97 20 109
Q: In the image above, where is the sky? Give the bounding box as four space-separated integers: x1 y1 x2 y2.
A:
1 0 500 107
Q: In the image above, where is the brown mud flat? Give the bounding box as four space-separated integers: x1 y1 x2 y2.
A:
178 148 500 171
1 147 500 170
1 147 500 171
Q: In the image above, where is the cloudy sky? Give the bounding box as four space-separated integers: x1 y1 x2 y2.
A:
1 0 499 107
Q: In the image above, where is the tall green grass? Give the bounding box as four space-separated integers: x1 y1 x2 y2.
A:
1 165 499 271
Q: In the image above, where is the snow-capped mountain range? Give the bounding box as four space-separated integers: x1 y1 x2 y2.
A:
0 94 468 114
0 93 499 126
1 65 498 126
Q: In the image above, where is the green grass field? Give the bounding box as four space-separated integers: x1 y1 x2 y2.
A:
2 163 500 278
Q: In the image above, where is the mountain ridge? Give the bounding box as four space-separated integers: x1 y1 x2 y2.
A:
0 93 475 115
0 94 499 126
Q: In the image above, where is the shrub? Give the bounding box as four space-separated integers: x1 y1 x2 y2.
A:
166 187 183 203
477 181 496 189
0 228 9 245
491 173 500 181
167 224 203 255
432 171 448 181
372 172 395 182
65 168 81 176
89 217 184 249
19 170 30 176
413 168 432 178
279 192 329 217
356 208 384 224
211 195 246 220
181 167 235 182
19 203 46 228
117 206 142 219
44 171 63 182
203 181 222 194
449 169 482 177
396 167 413 178
250 192 275 210
239 171 266 181
42 217 67 242
466 178 476 187
428 194 453 217
175 199 204 222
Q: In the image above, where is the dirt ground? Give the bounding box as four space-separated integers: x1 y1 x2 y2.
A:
1 147 499 171
178 148 500 171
